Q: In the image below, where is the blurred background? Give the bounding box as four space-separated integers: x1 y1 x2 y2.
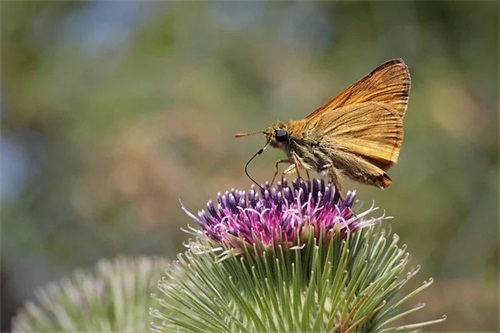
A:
1 1 498 331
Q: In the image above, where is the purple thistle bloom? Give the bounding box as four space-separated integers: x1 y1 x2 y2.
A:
182 178 386 253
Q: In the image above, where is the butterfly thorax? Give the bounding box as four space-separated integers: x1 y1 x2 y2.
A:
263 119 321 171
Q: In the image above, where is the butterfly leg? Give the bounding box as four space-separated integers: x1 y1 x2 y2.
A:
271 159 292 186
290 152 307 181
324 165 344 201
274 153 307 185
288 164 310 178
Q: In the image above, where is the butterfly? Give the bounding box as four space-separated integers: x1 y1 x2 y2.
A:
236 59 411 198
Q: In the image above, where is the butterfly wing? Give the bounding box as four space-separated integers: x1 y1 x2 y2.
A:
310 102 404 170
306 59 410 120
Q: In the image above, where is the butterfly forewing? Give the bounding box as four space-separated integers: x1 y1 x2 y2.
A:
306 58 410 120
307 102 403 170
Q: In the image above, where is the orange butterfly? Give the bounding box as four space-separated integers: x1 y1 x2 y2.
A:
236 59 410 198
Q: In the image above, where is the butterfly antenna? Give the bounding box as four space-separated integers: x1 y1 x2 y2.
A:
235 131 263 138
244 140 270 191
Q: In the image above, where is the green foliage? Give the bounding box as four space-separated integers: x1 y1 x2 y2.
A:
151 225 445 332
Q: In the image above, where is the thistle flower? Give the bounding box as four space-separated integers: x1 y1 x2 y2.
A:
183 178 382 259
12 256 168 333
151 178 446 332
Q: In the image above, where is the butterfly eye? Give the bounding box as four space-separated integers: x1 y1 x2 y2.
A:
275 129 288 142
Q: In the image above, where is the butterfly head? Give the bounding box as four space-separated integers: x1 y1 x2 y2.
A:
264 120 289 149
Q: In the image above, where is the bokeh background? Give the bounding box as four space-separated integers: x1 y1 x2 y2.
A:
1 1 498 331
